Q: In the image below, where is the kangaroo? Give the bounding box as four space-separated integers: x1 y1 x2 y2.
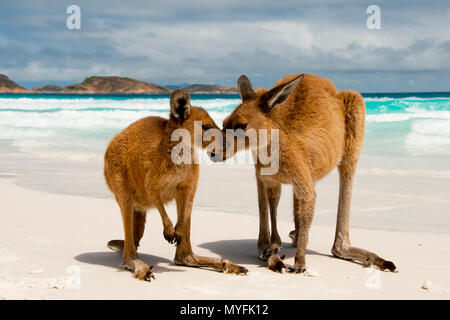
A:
104 89 248 281
211 74 396 273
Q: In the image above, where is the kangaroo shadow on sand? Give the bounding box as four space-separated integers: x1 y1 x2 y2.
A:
74 251 185 274
198 239 334 267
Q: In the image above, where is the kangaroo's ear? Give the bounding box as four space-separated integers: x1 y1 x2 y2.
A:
261 74 304 111
237 75 257 102
170 89 191 121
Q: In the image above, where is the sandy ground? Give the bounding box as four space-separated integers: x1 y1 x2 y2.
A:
0 178 449 300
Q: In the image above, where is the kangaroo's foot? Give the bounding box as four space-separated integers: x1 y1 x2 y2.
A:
287 263 306 274
174 253 248 275
108 240 155 281
120 258 155 281
107 239 124 253
267 254 286 273
332 245 396 272
223 262 249 275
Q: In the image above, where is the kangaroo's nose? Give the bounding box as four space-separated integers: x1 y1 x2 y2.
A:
208 152 216 158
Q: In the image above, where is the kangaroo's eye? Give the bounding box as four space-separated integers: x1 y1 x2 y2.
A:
234 123 247 131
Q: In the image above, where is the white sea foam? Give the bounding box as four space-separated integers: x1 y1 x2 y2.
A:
364 96 450 102
366 111 450 123
0 97 241 111
405 132 450 149
402 118 450 153
410 119 450 135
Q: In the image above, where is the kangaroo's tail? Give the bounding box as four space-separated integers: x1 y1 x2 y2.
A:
339 90 366 166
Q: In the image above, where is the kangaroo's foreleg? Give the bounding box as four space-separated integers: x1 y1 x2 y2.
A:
290 171 316 273
263 182 282 258
332 165 396 271
256 176 270 260
173 184 248 275
152 195 176 244
288 192 301 245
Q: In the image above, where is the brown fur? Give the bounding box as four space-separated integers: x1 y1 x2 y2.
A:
267 254 286 273
104 90 248 281
218 74 396 273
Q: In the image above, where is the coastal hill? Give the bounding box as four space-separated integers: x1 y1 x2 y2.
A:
0 74 29 93
0 74 238 94
33 84 64 93
183 84 238 94
60 76 171 94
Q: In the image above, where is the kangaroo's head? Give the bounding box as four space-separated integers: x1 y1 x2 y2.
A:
209 74 303 162
169 89 220 149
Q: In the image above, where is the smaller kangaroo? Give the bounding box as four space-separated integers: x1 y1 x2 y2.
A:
104 90 248 281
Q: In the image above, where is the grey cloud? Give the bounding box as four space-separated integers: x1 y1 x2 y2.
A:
0 0 449 92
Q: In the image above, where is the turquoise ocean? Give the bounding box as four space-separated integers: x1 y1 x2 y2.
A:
0 92 449 233
0 92 449 159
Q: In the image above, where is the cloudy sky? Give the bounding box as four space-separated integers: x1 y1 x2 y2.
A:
0 0 449 92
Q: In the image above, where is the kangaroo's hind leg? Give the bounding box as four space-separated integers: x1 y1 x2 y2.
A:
108 195 154 281
173 184 248 275
332 161 396 271
332 90 396 271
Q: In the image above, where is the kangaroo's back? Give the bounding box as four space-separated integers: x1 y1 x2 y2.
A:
273 74 345 130
270 74 347 178
104 116 167 194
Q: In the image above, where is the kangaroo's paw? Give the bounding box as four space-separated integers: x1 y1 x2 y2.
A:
120 259 155 282
223 263 248 276
267 254 286 273
107 240 124 253
262 243 282 260
259 251 269 261
163 225 180 245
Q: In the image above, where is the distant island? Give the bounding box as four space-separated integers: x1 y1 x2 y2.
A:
0 74 238 94
0 74 29 93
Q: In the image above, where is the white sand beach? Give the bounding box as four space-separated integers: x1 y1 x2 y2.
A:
1 170 449 300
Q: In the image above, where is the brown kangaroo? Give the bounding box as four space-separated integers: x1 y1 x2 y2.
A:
212 74 396 273
104 89 248 281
